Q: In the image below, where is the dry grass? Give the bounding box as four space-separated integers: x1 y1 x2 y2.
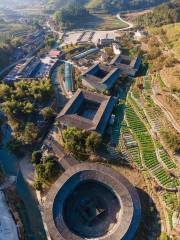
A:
161 23 180 59
160 64 180 89
156 92 180 125
149 23 180 89
150 23 180 59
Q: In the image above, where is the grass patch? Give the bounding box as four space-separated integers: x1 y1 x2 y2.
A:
95 14 128 30
64 13 128 30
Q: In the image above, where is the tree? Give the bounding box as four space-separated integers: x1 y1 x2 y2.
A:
160 232 168 240
53 2 90 29
41 107 55 122
63 127 87 159
43 155 56 164
161 129 180 153
44 161 59 181
86 132 102 153
32 150 42 165
34 179 43 192
7 138 24 156
45 36 56 48
0 84 10 100
136 2 180 27
23 122 39 144
35 164 46 180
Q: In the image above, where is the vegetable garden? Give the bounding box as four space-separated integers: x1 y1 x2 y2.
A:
125 102 179 189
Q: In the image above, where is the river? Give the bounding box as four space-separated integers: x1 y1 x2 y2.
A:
0 124 47 240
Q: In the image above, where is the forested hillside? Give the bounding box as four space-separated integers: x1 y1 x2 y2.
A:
47 0 169 12
54 3 90 29
86 0 169 12
136 1 180 27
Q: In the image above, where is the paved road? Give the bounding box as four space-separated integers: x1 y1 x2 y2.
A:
116 13 134 30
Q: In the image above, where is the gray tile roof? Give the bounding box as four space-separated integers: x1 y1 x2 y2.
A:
81 64 121 91
57 89 116 135
44 163 141 240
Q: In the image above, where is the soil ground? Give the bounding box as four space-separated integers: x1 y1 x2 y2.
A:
110 165 162 240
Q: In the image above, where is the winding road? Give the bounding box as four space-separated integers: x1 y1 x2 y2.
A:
48 13 134 46
116 13 134 30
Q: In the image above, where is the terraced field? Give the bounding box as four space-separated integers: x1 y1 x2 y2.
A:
158 149 177 170
162 191 179 230
125 102 179 189
121 126 142 169
111 103 125 146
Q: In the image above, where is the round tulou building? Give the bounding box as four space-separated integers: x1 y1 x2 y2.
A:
44 163 141 240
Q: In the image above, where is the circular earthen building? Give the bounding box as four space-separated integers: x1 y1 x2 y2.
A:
44 163 141 240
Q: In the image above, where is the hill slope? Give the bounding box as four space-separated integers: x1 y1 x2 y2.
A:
86 0 169 12
136 1 180 27
47 0 169 12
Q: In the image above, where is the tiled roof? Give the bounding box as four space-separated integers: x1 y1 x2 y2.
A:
57 89 116 135
81 64 120 91
44 163 141 240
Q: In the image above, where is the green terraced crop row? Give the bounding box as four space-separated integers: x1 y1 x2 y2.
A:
144 76 152 92
128 94 148 122
111 104 125 145
153 168 178 188
159 150 176 169
125 103 179 188
128 146 142 168
121 125 143 169
126 103 159 168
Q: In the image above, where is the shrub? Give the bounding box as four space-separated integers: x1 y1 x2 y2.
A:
34 179 43 192
32 150 42 165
